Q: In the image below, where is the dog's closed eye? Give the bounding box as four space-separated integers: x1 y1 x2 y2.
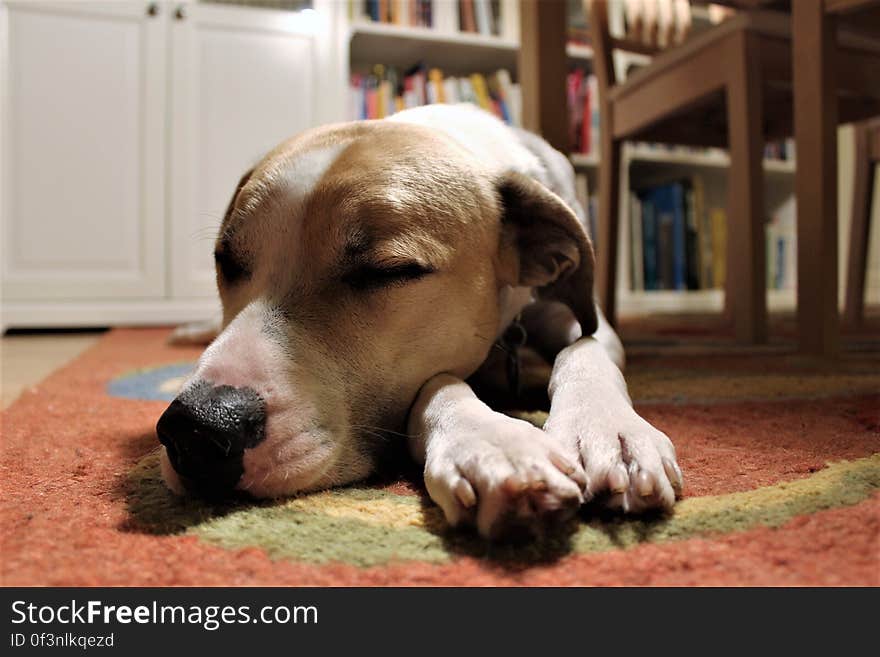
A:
214 248 250 284
343 262 434 291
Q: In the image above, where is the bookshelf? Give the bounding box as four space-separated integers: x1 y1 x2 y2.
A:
343 1 800 316
616 289 797 315
571 147 797 175
349 22 519 77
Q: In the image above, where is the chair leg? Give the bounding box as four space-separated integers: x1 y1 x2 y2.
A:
724 32 767 344
843 125 875 327
793 1 839 357
596 134 621 326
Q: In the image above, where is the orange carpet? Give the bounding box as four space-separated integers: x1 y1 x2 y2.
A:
1 324 878 586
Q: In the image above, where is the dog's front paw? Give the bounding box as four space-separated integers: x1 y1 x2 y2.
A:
168 320 220 346
546 402 683 514
424 415 586 539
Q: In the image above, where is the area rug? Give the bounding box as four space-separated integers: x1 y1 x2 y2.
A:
1 324 878 586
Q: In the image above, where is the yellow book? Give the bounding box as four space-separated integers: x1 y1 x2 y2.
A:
395 96 405 112
428 69 446 103
377 80 391 119
690 175 710 288
469 73 491 110
710 208 727 289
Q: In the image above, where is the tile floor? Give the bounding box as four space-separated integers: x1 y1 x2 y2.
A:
1 332 104 409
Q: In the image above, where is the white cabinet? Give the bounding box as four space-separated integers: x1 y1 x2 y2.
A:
2 1 167 301
169 1 334 298
1 0 343 327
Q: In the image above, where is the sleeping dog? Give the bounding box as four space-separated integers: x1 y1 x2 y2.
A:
157 104 682 538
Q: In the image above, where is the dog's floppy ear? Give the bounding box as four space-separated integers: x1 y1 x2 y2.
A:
496 170 598 335
221 168 255 226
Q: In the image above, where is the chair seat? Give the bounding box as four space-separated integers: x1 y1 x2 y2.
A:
609 9 880 105
608 11 790 104
607 10 880 146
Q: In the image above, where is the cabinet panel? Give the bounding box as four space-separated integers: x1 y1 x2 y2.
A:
169 3 328 298
2 2 166 300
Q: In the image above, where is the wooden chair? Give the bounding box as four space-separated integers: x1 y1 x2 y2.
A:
843 118 880 326
585 0 880 344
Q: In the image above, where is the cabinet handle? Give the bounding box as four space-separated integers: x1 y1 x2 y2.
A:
174 5 186 20
146 2 158 17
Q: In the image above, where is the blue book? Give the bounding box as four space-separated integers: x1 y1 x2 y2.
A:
684 183 700 290
639 192 659 290
644 183 688 290
670 182 688 290
775 237 785 289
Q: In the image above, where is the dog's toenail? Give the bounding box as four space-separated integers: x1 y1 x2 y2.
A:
636 469 654 497
549 451 575 474
502 475 527 495
608 464 628 492
663 457 683 492
454 479 476 508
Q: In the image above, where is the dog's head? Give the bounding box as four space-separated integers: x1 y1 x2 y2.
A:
157 119 596 498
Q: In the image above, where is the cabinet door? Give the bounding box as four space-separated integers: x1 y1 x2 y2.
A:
2 1 167 300
169 1 338 299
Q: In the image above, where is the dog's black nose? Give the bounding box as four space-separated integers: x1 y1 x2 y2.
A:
156 382 266 497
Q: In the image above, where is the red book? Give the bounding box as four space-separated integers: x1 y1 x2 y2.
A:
567 69 584 151
460 0 477 32
580 79 591 154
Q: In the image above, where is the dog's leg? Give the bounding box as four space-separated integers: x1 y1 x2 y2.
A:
521 300 625 370
408 373 586 538
543 336 683 513
167 319 221 346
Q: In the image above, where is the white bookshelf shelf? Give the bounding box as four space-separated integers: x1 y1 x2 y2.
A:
566 42 594 60
350 22 593 74
350 21 518 51
627 145 796 174
571 147 796 175
570 152 600 168
617 288 797 315
349 21 519 76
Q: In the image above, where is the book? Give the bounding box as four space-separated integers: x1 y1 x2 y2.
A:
639 191 659 290
643 183 687 290
767 195 796 289
494 69 520 126
693 176 713 288
442 77 460 104
684 182 700 290
367 0 380 22
460 0 477 32
710 208 727 289
657 207 674 289
347 65 523 127
490 0 501 36
390 0 402 24
474 0 491 35
588 196 598 250
458 76 477 104
587 75 600 155
580 75 592 154
567 69 585 151
629 193 644 291
433 0 457 32
574 173 591 246
470 73 491 111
